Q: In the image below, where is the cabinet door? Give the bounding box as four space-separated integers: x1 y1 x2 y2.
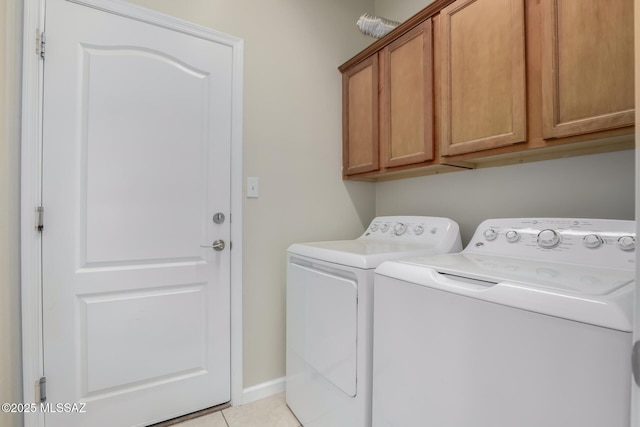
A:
541 0 634 139
440 0 526 156
342 56 379 176
380 20 433 168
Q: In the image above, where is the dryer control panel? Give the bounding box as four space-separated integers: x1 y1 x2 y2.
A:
364 216 453 240
467 218 636 270
362 216 463 255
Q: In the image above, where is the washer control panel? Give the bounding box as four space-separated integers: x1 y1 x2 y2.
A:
362 216 460 246
467 218 636 270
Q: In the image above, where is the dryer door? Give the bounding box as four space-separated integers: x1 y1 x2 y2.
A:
288 260 358 397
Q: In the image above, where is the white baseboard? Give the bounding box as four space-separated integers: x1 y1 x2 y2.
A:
241 376 286 405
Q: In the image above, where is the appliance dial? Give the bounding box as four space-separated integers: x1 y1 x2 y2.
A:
380 223 390 233
393 223 407 236
537 229 560 249
505 230 520 243
617 235 636 251
370 223 379 232
483 229 498 241
414 225 424 235
583 234 603 249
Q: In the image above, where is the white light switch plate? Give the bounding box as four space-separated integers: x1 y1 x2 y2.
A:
247 177 259 198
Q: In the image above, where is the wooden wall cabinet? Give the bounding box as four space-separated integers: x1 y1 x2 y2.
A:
341 20 437 179
541 0 635 139
339 0 634 180
439 0 526 157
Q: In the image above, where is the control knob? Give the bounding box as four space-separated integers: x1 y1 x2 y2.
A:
583 234 603 249
617 235 636 252
483 229 498 241
380 223 390 233
370 223 379 232
413 225 424 235
393 223 407 236
505 230 520 243
537 229 560 249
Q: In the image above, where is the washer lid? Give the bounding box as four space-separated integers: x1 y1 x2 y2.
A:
288 240 441 269
400 253 634 296
376 254 635 331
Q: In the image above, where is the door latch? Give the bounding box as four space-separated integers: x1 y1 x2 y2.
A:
213 212 225 224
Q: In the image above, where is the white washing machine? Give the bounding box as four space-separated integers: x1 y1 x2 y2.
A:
372 218 636 427
286 216 462 427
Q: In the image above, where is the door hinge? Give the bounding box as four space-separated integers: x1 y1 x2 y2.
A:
35 206 44 232
38 377 47 403
36 31 45 59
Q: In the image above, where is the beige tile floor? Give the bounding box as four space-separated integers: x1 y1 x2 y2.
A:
172 393 301 427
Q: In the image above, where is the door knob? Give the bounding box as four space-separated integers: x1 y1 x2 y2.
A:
201 239 226 251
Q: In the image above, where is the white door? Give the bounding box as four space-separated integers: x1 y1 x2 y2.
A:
41 0 233 425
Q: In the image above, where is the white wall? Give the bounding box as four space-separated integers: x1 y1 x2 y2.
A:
0 1 23 426
376 151 635 245
123 0 377 390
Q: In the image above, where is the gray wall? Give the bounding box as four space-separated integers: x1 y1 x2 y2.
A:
374 0 435 22
376 151 635 245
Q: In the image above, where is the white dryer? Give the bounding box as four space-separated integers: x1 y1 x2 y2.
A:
372 218 636 427
286 216 462 427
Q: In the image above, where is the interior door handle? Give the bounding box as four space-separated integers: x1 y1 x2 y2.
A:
633 341 640 387
201 239 226 251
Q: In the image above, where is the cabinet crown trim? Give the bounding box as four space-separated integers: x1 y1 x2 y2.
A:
339 0 455 71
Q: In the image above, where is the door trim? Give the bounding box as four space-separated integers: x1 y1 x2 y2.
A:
20 1 244 425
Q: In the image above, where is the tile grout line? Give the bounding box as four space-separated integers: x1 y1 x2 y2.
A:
221 410 230 427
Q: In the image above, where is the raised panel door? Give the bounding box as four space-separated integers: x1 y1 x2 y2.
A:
541 0 634 139
440 0 526 156
342 56 379 176
42 0 233 425
380 20 434 168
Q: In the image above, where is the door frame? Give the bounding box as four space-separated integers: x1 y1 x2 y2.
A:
20 1 244 425
633 1 640 425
